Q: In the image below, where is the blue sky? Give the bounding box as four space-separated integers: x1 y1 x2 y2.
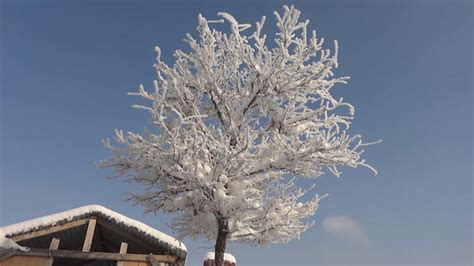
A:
1 0 472 265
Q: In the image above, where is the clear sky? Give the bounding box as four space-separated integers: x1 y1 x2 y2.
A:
1 0 472 265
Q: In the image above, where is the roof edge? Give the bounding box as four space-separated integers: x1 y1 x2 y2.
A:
0 204 187 253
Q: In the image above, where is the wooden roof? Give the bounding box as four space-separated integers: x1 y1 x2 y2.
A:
0 205 187 266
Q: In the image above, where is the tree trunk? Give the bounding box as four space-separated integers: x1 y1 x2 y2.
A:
214 219 228 266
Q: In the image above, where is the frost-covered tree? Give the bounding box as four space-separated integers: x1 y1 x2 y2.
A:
101 6 379 266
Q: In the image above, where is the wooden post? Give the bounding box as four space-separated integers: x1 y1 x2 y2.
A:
117 242 128 266
43 238 60 266
82 218 97 252
146 253 161 266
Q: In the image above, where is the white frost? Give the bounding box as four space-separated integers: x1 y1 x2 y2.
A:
100 4 379 247
204 252 236 263
0 205 186 251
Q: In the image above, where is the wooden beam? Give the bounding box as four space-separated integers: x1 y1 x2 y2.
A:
43 238 60 266
12 248 177 263
82 218 97 252
117 242 128 266
11 219 89 242
0 249 16 262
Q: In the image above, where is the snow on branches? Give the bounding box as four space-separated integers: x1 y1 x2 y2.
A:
101 5 379 246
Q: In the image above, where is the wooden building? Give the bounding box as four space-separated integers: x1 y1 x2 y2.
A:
0 205 187 266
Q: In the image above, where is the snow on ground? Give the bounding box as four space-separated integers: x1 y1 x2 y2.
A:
204 252 236 263
0 204 186 251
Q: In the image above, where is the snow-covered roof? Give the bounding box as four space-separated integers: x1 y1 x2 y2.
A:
0 232 28 251
204 252 236 263
0 204 186 252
